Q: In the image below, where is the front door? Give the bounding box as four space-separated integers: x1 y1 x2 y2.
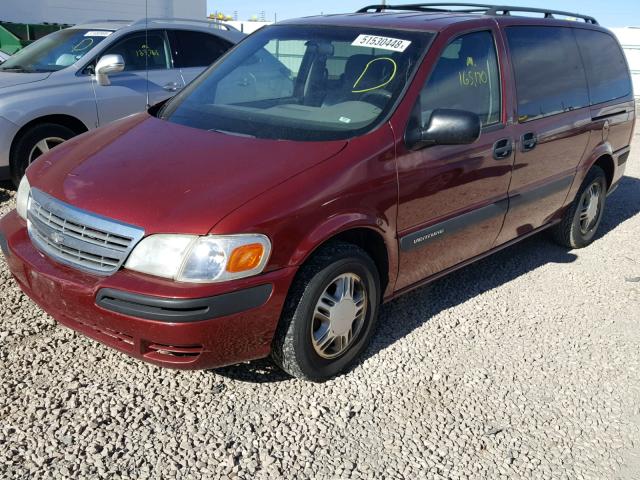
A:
495 25 591 245
395 29 514 291
93 30 184 126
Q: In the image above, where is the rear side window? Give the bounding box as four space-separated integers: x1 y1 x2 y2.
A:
172 31 232 68
574 29 632 105
419 30 501 127
506 26 589 122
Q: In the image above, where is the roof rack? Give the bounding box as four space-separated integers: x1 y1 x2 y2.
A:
357 3 599 24
130 17 239 31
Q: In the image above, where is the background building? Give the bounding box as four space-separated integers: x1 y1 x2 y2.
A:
1 0 206 25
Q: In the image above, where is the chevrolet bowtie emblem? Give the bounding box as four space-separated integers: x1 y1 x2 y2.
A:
50 232 65 245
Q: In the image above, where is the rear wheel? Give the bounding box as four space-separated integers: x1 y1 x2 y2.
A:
552 165 607 249
272 242 380 381
11 123 76 186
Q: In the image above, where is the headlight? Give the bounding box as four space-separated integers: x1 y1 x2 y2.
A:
16 175 31 220
125 234 271 283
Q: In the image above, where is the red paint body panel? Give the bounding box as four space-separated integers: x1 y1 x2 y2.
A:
0 13 635 371
28 114 347 236
494 108 593 244
214 123 400 297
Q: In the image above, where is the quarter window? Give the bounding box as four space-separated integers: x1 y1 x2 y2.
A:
506 26 589 122
102 31 170 71
574 29 632 105
418 31 501 127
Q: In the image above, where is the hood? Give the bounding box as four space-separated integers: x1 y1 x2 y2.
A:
0 71 51 89
28 114 348 235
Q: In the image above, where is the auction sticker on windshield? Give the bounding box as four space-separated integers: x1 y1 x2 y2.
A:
84 31 113 37
352 34 412 52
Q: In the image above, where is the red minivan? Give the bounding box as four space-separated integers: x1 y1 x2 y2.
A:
0 4 635 381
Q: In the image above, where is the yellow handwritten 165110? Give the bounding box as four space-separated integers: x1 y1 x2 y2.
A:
458 69 488 87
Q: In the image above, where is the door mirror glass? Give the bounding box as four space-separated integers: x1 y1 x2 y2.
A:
407 108 481 149
96 54 125 86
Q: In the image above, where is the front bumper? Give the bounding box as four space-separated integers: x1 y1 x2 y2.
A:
0 211 296 370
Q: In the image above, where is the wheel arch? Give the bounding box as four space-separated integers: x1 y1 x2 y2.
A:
291 217 397 300
564 143 615 208
593 154 615 189
10 114 89 167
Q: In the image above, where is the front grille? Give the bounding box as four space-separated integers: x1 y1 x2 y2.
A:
27 188 144 275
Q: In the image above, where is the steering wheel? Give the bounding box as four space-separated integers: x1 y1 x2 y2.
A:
359 89 393 109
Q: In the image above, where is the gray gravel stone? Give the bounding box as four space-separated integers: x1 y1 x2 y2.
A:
1 135 640 479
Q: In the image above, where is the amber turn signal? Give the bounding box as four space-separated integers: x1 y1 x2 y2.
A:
226 243 265 273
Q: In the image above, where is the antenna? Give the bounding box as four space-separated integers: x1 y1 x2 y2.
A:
145 0 150 108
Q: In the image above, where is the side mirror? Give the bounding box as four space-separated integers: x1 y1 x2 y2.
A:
406 108 481 150
95 54 125 86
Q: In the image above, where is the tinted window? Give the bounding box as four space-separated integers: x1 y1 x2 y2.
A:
506 26 589 122
574 29 631 105
102 31 170 71
173 31 232 68
419 31 501 127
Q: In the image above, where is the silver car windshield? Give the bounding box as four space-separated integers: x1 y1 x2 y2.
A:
160 25 432 141
0 29 113 73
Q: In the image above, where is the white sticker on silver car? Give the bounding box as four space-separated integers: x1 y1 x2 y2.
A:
84 31 113 37
351 34 412 52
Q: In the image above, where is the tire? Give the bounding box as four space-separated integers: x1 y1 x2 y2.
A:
552 165 607 249
10 123 76 187
272 242 381 381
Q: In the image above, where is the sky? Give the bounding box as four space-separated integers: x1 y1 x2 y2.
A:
206 0 640 27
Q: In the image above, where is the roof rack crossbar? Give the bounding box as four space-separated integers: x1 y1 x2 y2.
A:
357 3 599 24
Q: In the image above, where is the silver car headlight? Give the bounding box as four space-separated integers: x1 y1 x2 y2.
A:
124 234 271 283
16 175 31 220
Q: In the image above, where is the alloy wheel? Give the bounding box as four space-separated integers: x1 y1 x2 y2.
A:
28 137 65 165
578 182 602 235
311 273 367 359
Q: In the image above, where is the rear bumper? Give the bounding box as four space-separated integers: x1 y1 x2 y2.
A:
0 211 296 370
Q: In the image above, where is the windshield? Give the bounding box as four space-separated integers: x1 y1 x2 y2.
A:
160 25 432 141
0 29 113 73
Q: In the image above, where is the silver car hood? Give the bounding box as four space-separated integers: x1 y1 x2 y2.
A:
0 72 51 89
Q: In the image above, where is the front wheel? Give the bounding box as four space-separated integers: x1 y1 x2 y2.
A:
552 165 607 249
272 242 380 381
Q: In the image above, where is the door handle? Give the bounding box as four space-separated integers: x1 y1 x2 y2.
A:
521 132 537 152
163 82 182 92
493 138 513 160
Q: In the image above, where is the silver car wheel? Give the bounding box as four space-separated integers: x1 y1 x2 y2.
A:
28 137 65 165
578 182 602 234
311 273 367 359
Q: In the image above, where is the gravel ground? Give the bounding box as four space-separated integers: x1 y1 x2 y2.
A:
1 133 640 480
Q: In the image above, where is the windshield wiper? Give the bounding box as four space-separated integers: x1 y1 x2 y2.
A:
0 65 34 73
208 128 256 138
